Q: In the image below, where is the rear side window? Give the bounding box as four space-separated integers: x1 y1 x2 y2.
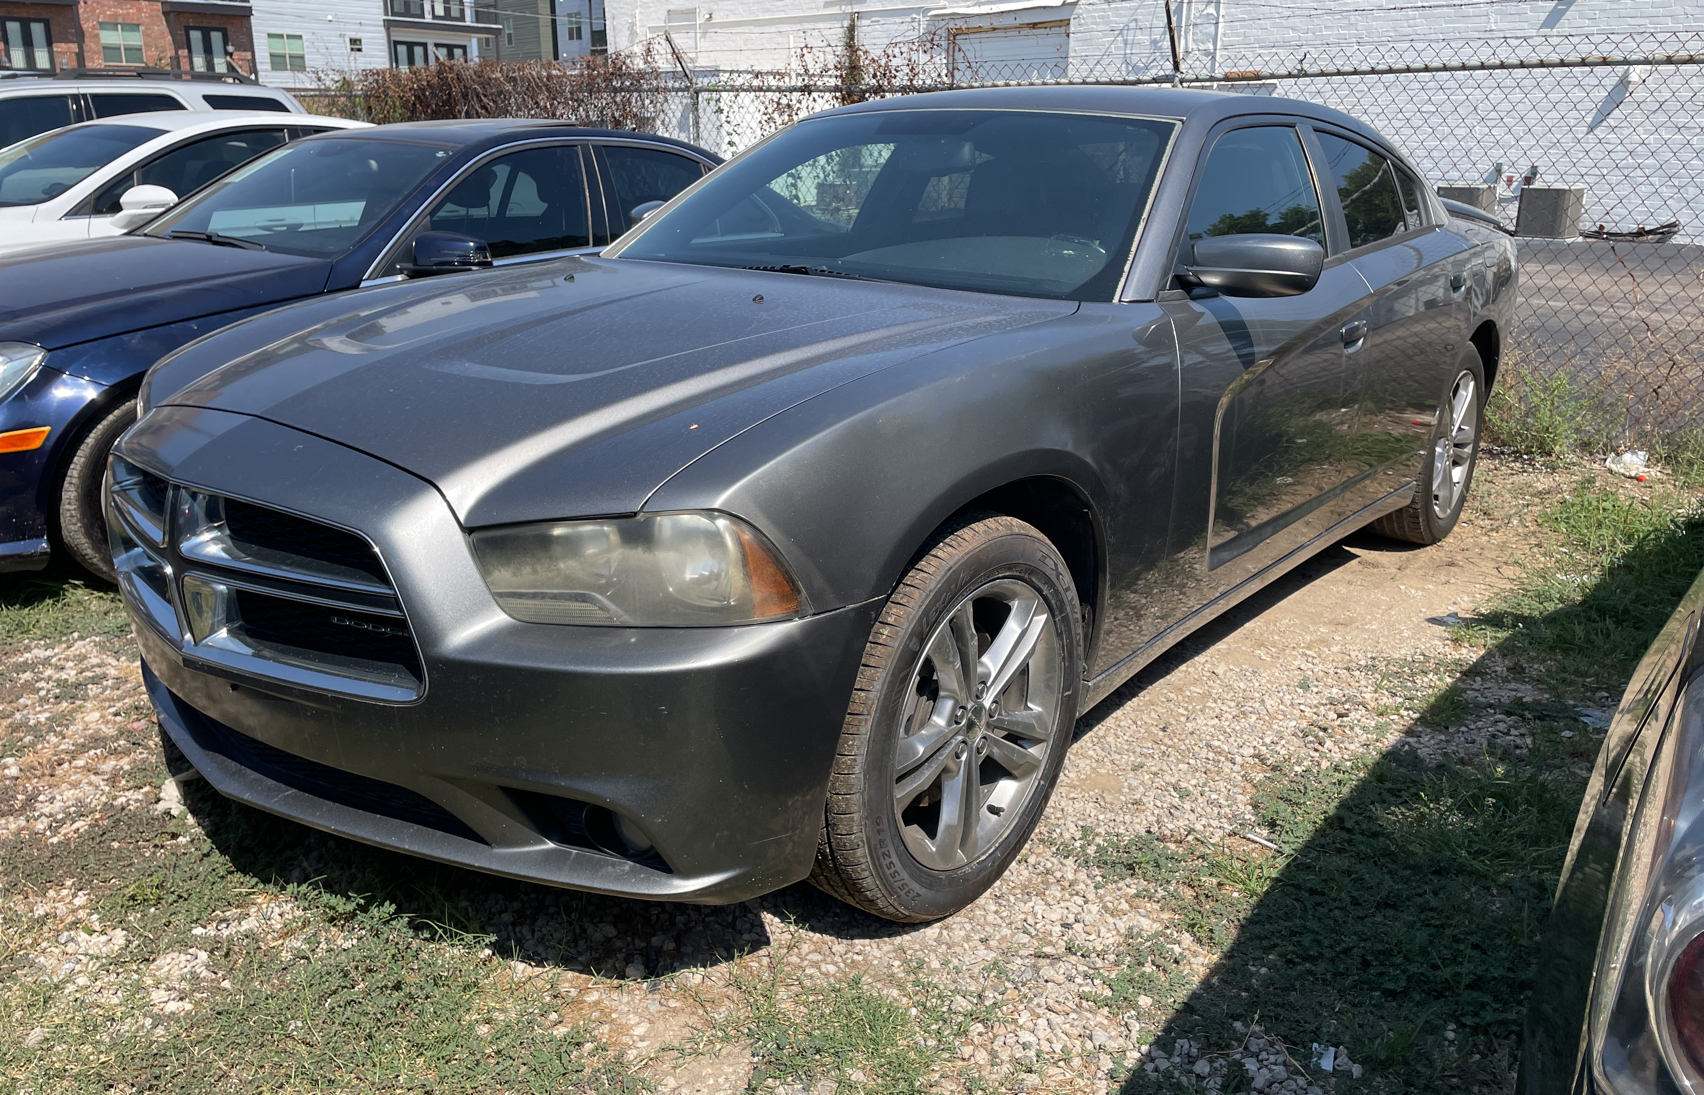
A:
0 123 158 207
1179 125 1324 263
0 94 77 148
87 93 189 119
601 145 704 229
202 94 292 113
1315 132 1406 249
1390 163 1429 231
90 128 290 214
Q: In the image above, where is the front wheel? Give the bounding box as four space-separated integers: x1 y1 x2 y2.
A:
809 514 1082 922
1372 347 1485 545
54 399 136 583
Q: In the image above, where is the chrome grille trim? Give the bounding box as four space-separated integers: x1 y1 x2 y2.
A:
106 460 425 704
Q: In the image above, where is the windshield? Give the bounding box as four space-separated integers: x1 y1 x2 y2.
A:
611 109 1175 301
144 137 454 258
0 123 158 207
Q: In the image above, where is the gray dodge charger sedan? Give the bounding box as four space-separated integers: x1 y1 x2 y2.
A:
110 87 1517 922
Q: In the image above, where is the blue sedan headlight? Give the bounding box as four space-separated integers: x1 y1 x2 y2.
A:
0 342 45 404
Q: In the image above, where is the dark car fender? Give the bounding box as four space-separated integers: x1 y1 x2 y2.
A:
645 304 1179 658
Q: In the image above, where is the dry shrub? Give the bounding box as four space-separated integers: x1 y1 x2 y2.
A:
303 48 672 131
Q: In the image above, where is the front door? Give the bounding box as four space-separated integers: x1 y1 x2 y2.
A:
1160 123 1373 599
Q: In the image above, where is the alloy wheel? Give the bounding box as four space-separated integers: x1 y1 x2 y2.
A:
891 577 1063 871
1430 369 1478 521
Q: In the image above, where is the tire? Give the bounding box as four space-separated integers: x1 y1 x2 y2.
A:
1371 346 1485 546
809 513 1083 922
54 398 136 584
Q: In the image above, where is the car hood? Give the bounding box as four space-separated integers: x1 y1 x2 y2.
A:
156 256 1077 526
0 236 332 351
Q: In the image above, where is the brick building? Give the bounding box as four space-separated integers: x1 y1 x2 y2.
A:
0 0 255 75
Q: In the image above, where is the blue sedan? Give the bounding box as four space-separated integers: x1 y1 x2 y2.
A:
0 119 718 580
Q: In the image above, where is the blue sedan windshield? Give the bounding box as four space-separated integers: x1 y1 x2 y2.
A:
0 123 158 207
144 137 453 258
611 109 1176 301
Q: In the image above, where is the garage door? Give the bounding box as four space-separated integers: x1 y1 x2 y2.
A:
950 20 1069 82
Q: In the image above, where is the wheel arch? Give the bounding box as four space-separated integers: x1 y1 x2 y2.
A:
1470 320 1500 392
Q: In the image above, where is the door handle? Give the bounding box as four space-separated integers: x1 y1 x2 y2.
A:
1341 320 1369 346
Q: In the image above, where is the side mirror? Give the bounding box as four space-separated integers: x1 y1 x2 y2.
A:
400 230 493 278
110 184 179 231
629 200 666 225
1180 234 1324 297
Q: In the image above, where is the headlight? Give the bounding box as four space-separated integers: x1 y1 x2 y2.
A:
470 511 807 627
0 342 46 404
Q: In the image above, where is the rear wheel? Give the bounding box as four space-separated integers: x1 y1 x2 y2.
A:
54 399 136 584
809 514 1082 922
1372 347 1484 545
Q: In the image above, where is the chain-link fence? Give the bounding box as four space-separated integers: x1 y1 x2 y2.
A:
298 31 1704 451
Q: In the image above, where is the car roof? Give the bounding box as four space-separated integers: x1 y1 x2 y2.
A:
821 84 1386 142
295 117 718 158
0 76 295 98
38 110 365 138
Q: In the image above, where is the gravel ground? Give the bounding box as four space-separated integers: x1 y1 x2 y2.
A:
0 454 1595 1093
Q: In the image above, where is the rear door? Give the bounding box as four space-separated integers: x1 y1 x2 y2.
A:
594 142 708 239
1159 122 1375 592
1309 127 1473 503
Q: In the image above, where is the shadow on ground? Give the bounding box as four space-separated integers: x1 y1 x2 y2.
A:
1111 502 1704 1094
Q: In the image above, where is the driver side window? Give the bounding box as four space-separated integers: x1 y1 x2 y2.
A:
1179 126 1325 267
388 143 589 273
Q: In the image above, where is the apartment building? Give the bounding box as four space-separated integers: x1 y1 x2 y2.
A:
0 0 255 75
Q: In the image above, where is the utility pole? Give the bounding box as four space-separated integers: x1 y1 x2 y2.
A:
662 28 698 145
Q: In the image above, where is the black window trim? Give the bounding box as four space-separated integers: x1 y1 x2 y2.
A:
1162 118 1334 294
2 17 55 73
1302 121 1439 261
64 124 297 220
360 137 600 284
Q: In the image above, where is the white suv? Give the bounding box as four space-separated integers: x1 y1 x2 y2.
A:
0 70 303 149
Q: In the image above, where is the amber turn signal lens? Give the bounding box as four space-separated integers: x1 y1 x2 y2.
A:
735 524 801 618
0 426 49 454
1669 931 1704 1077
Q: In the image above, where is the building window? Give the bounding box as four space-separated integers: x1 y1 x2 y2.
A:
349 38 363 52
2 18 53 71
99 22 145 66
434 42 467 62
589 0 606 53
430 1 466 20
390 0 426 18
186 27 230 73
503 18 514 46
562 13 582 41
267 33 306 71
393 40 430 68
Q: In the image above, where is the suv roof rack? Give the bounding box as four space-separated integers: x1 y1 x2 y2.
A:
36 67 262 85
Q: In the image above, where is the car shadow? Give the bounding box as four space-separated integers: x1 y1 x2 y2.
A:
1109 513 1704 1093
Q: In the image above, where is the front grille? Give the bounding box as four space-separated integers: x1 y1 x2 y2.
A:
235 589 423 679
167 683 485 845
107 459 424 702
223 498 390 584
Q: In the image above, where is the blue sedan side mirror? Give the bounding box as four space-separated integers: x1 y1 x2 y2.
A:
1180 234 1325 297
401 231 493 278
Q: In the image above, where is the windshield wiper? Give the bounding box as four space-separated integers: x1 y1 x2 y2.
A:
740 263 881 282
166 230 266 251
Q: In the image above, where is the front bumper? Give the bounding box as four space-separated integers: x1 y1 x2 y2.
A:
0 362 107 564
116 406 879 903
